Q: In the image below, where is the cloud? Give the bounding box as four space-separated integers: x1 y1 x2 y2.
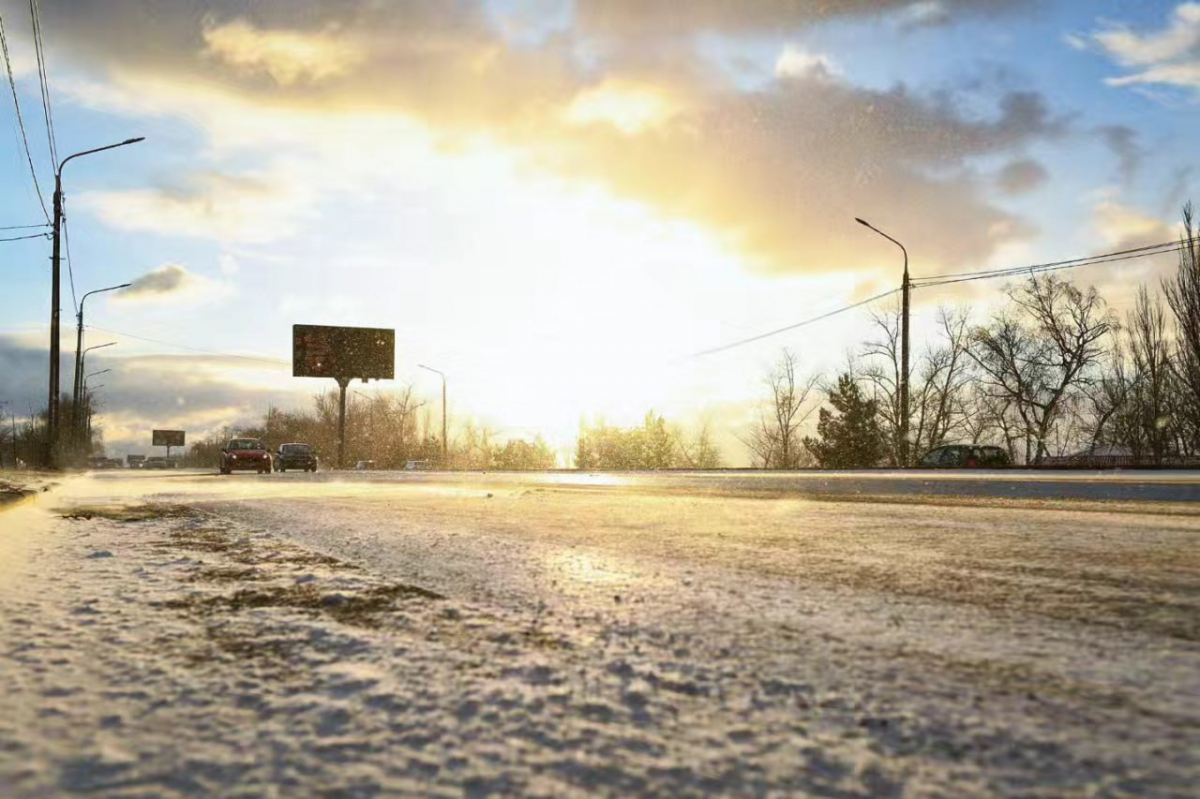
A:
120 264 193 298
11 0 1061 276
1095 124 1144 185
774 46 840 80
114 263 233 305
77 167 315 243
563 79 685 134
0 332 294 455
201 18 366 86
1090 3 1200 95
571 0 1025 35
996 159 1048 194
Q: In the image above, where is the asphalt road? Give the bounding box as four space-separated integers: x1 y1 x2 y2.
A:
5 469 1198 794
170 465 1200 503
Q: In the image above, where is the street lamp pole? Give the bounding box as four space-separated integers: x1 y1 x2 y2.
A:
72 284 130 445
855 217 910 468
81 369 110 454
418 364 447 468
47 137 144 468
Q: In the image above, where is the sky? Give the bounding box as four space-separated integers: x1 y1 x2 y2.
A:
0 0 1196 463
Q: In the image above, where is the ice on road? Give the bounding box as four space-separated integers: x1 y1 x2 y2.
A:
1 471 1197 796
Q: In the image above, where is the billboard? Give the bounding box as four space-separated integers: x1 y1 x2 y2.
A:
152 430 186 447
293 324 395 380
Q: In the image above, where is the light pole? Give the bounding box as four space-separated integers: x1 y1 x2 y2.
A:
79 342 115 391
47 137 144 468
73 283 130 438
855 217 910 468
418 364 447 468
82 370 110 454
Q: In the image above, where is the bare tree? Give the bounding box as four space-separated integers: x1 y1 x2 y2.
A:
860 304 974 464
1163 202 1200 452
744 349 820 469
970 274 1113 464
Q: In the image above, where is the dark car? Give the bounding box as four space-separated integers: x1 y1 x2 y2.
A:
143 456 176 470
220 438 272 475
918 444 1011 469
275 442 318 473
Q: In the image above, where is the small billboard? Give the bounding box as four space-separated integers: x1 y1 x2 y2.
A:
152 430 186 447
293 324 395 380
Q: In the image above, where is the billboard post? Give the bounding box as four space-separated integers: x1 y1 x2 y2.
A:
292 325 395 468
152 429 185 462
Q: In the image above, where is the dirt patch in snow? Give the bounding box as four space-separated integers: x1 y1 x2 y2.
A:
58 503 199 523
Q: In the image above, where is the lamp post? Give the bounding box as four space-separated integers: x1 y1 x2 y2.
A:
73 283 130 436
81 370 110 454
46 137 144 468
855 217 910 468
418 364 447 468
79 342 115 390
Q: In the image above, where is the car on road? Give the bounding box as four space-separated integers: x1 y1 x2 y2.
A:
275 442 318 473
918 444 1011 469
220 438 272 475
142 456 176 470
355 460 376 471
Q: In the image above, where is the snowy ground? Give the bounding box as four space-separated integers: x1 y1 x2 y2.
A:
1 471 1197 795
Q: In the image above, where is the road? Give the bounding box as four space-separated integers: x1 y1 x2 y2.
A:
1 469 1197 795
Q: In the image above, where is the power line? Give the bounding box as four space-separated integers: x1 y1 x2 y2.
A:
910 237 1192 287
915 241 1192 291
0 12 48 222
0 231 49 242
0 223 49 230
691 288 901 358
86 324 291 367
28 0 57 168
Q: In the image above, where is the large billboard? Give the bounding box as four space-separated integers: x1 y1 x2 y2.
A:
152 430 186 447
293 325 395 380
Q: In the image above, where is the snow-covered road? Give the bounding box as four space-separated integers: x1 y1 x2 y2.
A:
2 472 1197 795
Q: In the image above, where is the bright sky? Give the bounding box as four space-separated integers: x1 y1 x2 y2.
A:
0 0 1195 462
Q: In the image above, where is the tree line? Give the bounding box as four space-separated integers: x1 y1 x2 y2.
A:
750 203 1200 469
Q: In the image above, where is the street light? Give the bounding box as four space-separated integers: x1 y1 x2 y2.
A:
855 217 911 467
73 283 131 434
81 371 110 453
417 364 447 468
46 137 145 468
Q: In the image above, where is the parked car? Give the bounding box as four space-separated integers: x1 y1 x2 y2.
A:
355 460 376 471
918 444 1011 469
220 438 272 475
143 456 176 469
275 442 318 473
404 459 431 471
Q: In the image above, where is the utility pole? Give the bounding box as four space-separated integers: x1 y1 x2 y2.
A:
45 138 144 469
72 284 129 450
47 174 63 468
856 217 910 467
418 364 447 468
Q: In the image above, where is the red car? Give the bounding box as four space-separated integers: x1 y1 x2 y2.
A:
220 438 273 475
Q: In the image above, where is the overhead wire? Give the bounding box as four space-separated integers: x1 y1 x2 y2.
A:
689 235 1194 359
28 0 56 167
690 288 901 358
910 237 1192 287
913 241 1192 290
0 223 50 230
85 324 291 367
0 231 50 242
0 12 48 222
